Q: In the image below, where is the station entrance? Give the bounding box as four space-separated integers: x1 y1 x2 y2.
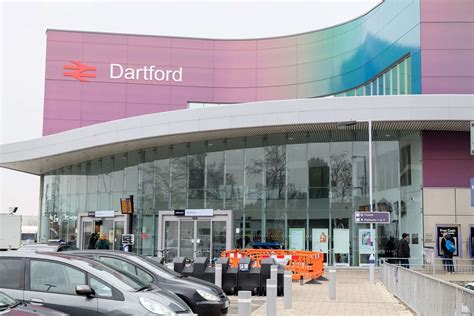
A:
78 212 128 250
158 210 233 262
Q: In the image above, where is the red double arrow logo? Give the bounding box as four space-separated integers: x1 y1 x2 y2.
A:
63 61 96 82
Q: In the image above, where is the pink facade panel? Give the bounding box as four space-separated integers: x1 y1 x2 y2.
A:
213 87 256 103
421 23 474 49
127 46 172 65
47 31 84 42
171 38 214 50
256 46 297 68
422 50 474 77
81 101 126 121
46 41 83 61
421 0 474 22
43 119 82 135
169 86 214 105
44 100 82 120
127 36 172 47
81 82 127 102
213 68 257 88
421 77 474 94
256 85 298 101
214 40 256 50
171 48 214 68
126 84 171 104
83 33 128 45
83 43 128 64
126 103 171 117
44 80 82 101
214 50 256 69
423 132 474 187
257 65 297 86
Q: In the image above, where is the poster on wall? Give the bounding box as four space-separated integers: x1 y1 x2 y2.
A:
359 229 375 254
333 229 350 254
312 228 329 253
470 225 474 258
289 228 305 250
436 225 460 257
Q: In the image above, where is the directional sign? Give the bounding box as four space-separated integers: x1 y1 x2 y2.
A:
355 211 390 224
122 234 135 246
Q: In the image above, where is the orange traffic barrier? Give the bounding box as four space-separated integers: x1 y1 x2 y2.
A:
221 249 324 281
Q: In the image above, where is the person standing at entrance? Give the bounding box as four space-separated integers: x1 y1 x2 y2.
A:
95 233 111 250
88 233 98 249
441 233 455 274
399 233 410 269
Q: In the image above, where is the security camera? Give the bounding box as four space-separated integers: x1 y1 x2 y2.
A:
8 207 18 215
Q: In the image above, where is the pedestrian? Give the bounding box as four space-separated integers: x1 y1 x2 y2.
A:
88 232 98 249
95 233 111 250
441 233 455 274
398 233 410 269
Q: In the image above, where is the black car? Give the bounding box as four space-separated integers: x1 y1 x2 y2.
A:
0 291 67 315
67 250 229 315
0 252 193 316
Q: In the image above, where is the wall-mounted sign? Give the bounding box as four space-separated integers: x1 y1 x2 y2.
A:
333 229 350 254
355 211 390 224
289 228 305 250
120 196 134 215
436 225 460 257
312 228 328 253
359 229 375 254
184 209 213 217
174 209 185 216
95 210 115 218
122 234 135 246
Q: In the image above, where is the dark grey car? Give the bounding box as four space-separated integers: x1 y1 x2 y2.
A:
0 252 193 316
66 251 229 315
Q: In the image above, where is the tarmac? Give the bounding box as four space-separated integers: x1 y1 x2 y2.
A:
228 269 413 316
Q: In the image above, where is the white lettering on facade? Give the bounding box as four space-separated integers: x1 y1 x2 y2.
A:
109 64 183 82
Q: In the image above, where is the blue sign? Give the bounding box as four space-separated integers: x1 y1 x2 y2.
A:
471 178 474 207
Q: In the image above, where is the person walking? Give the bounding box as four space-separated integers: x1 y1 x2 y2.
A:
441 233 455 274
87 233 98 249
95 233 111 250
399 233 410 269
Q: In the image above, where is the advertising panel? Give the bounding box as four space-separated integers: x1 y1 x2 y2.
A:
289 228 305 250
359 229 375 254
436 225 460 257
333 229 349 254
312 228 328 253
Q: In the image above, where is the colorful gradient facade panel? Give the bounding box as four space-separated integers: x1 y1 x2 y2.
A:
420 0 474 94
43 0 421 135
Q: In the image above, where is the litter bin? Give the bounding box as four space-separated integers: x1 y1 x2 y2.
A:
237 257 261 295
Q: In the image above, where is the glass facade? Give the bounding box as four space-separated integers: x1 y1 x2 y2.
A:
336 56 411 97
40 131 423 266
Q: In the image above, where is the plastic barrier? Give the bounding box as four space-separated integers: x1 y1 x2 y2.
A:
236 257 261 295
221 249 324 281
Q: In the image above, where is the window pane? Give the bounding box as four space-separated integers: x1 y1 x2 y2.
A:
399 59 406 94
378 76 383 95
90 277 113 298
0 259 23 289
384 72 391 95
391 67 398 95
30 260 85 295
99 257 136 275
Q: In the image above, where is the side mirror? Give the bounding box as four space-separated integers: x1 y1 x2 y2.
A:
75 285 94 297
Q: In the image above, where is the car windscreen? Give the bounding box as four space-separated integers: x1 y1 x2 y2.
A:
70 257 146 291
0 291 16 306
139 256 183 279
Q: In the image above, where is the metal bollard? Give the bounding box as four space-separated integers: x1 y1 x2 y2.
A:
266 279 277 316
369 254 375 285
270 265 277 280
328 268 336 300
238 291 252 316
215 263 222 288
284 270 292 309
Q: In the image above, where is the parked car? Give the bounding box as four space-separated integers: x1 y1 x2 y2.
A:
66 250 230 316
0 251 193 316
465 282 474 290
0 291 67 315
18 241 78 252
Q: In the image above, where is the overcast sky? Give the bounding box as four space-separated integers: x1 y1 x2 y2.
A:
0 0 380 216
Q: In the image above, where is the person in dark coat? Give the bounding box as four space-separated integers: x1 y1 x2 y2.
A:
441 233 455 274
398 233 410 268
87 233 98 249
95 233 111 250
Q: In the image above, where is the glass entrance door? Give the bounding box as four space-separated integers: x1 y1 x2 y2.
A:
79 215 126 250
160 210 232 262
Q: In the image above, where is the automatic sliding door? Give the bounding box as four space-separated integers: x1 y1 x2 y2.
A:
212 221 226 260
180 221 195 260
196 221 211 260
82 221 93 249
164 221 178 260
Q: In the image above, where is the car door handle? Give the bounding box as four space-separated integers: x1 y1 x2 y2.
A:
30 298 44 305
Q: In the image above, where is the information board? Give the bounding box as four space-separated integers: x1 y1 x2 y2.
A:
312 228 328 253
289 228 305 250
359 229 375 254
436 225 460 257
333 229 349 253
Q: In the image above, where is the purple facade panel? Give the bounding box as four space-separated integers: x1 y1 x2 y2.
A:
420 0 474 94
423 132 474 187
81 101 126 121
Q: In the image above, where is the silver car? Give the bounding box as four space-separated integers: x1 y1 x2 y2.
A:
0 251 194 315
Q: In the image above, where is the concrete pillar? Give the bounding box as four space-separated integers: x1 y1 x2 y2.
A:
215 263 222 288
266 279 277 316
284 270 292 309
238 291 251 316
271 265 277 280
329 268 336 300
369 254 375 285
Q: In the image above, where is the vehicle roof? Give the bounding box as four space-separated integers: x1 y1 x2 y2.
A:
65 250 138 257
0 251 139 290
